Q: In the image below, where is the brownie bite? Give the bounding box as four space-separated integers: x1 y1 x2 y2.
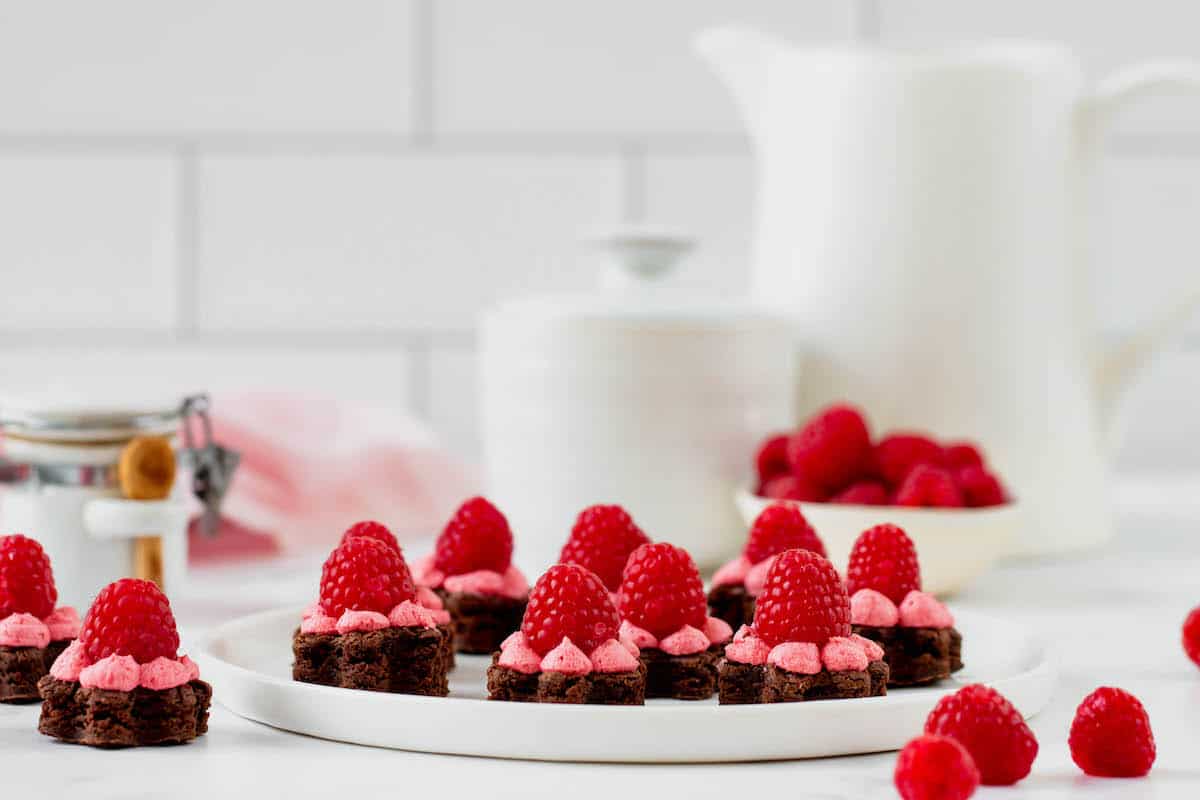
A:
487 564 645 705
37 578 211 747
293 535 451 696
0 534 82 703
414 497 529 654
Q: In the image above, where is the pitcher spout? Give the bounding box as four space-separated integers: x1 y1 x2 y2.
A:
693 26 792 135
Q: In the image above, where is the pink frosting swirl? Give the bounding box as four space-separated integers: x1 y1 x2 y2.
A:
618 619 658 650
898 591 955 628
412 554 528 599
589 639 640 673
44 607 81 641
851 633 885 662
711 555 752 588
659 625 710 656
0 612 50 648
79 654 140 691
49 640 87 681
539 638 592 675
387 600 439 629
300 611 338 634
767 642 821 674
821 636 869 672
724 627 770 665
415 585 444 610
703 616 734 645
618 616 731 656
497 631 542 674
850 589 900 627
139 656 195 690
336 609 389 634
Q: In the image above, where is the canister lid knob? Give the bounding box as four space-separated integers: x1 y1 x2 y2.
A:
588 225 695 290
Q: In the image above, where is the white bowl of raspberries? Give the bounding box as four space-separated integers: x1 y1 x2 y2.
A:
734 403 1022 596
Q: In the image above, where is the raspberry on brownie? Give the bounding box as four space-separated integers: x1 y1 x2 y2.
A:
0 534 81 703
707 502 826 631
846 523 963 686
412 497 529 654
617 543 732 700
487 564 646 705
38 578 210 747
717 548 888 705
293 536 452 695
558 504 650 598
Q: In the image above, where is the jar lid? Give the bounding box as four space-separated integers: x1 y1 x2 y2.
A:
0 392 185 443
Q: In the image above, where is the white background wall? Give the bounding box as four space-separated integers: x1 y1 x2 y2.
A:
0 0 1197 472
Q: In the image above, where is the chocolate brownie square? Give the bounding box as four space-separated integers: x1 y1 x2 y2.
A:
640 646 720 700
37 676 212 747
292 624 449 696
486 656 645 705
706 585 755 632
437 590 526 654
853 624 963 686
716 658 766 705
718 659 889 704
0 640 70 703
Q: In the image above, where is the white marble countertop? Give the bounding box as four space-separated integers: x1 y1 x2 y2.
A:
5 490 1200 799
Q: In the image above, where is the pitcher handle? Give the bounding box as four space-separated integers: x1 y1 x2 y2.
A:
1080 62 1200 445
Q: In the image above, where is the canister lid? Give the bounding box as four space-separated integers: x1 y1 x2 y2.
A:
0 392 184 443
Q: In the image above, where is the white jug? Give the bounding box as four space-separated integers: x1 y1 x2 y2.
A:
697 29 1200 555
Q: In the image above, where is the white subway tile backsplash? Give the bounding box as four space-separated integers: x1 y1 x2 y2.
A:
877 0 1200 136
195 153 623 331
0 0 417 133
427 344 480 461
643 154 754 294
434 0 850 136
0 155 177 331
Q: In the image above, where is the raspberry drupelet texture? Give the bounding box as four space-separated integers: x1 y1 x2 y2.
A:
1068 686 1156 778
785 403 872 492
894 734 980 800
0 534 57 619
617 543 707 639
924 684 1038 786
434 496 513 576
339 520 402 554
846 523 922 604
743 502 827 563
319 537 416 617
752 548 850 648
521 564 620 657
78 578 181 664
558 504 650 591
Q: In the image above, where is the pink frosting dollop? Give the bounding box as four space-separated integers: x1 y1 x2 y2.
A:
44 607 81 641
744 554 779 596
898 591 955 628
139 656 194 690
387 600 439 629
301 601 322 619
411 554 446 589
618 619 658 650
851 633 885 662
79 654 140 691
724 627 770 665
336 609 390 634
767 642 821 674
659 625 710 656
49 640 87 681
711 555 751 588
539 638 592 675
589 639 640 673
704 616 734 645
300 611 339 634
850 589 900 627
415 585 444 610
180 655 201 682
0 612 50 648
497 631 542 674
442 565 528 599
821 636 869 672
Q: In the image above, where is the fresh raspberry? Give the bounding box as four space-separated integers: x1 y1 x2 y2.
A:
754 433 792 484
1069 687 1156 777
319 537 415 617
752 548 850 647
786 404 872 492
943 442 985 470
873 433 944 487
79 578 180 664
760 474 828 502
558 504 650 591
894 734 981 800
1183 606 1200 668
618 543 707 639
0 534 57 619
956 466 1007 508
434 496 513 576
521 564 620 656
925 684 1038 785
846 523 921 603
831 481 889 506
895 464 965 508
743 502 826 563
340 520 401 554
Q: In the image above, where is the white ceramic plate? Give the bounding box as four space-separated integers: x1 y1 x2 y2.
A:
195 606 1055 763
735 488 1023 597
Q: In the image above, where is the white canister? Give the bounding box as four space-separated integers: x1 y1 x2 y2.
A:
480 230 794 570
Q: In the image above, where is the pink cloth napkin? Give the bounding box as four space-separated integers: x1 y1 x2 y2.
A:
185 391 478 561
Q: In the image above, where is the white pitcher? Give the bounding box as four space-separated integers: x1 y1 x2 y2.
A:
696 29 1200 556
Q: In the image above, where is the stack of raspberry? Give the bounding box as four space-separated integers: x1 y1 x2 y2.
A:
754 403 1008 508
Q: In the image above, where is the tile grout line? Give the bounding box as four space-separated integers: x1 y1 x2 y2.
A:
174 145 199 339
413 0 435 146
